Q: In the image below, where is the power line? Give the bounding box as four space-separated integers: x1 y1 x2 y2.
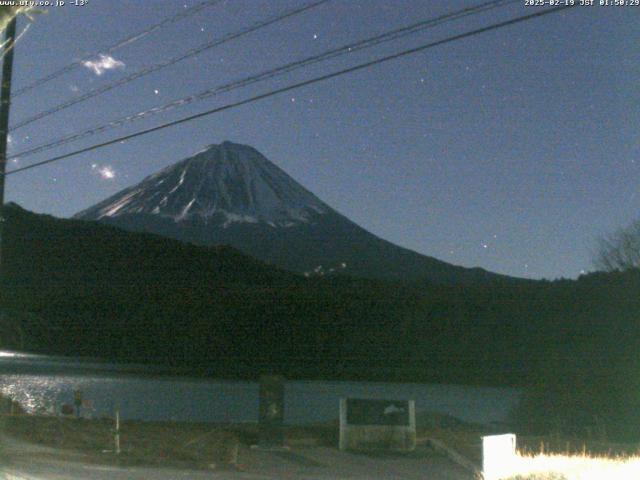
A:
5 5 575 177
12 0 225 98
9 0 518 162
10 0 331 131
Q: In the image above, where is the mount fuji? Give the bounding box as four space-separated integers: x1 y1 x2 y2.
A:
75 141 510 284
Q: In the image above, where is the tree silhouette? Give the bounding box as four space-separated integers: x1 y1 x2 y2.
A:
595 220 640 271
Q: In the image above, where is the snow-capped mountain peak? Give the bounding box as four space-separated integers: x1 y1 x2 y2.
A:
75 140 513 284
75 141 329 228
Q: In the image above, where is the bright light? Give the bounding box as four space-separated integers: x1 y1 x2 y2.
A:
482 434 517 480
482 435 640 480
0 350 31 358
496 453 640 480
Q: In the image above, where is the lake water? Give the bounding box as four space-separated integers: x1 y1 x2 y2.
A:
0 351 521 425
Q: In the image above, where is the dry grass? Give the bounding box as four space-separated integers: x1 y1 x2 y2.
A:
413 412 640 480
1 414 240 470
516 435 640 458
0 413 340 470
493 452 640 480
480 434 640 479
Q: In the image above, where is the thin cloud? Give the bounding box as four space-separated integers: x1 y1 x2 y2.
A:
99 166 116 179
91 163 116 180
82 54 125 76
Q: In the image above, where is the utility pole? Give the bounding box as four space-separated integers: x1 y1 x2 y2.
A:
0 16 17 271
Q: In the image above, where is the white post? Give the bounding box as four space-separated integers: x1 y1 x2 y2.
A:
482 433 517 480
338 398 347 451
115 409 121 455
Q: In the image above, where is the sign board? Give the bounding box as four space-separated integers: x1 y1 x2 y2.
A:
258 375 285 447
346 399 410 426
482 433 517 480
339 398 416 452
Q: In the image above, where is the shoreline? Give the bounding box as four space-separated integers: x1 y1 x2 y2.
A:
0 350 526 388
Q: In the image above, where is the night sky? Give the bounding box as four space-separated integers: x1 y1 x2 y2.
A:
4 0 638 280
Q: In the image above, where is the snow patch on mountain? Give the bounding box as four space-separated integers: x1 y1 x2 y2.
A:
75 141 330 228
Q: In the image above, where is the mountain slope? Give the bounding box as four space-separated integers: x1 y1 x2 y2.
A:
75 141 513 284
